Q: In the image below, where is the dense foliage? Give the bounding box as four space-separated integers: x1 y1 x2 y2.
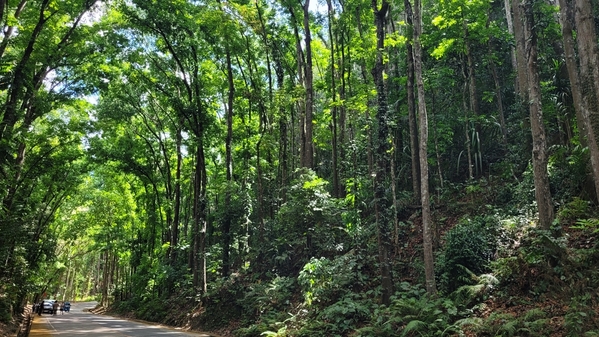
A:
2 0 599 335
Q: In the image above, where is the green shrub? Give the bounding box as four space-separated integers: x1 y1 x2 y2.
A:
437 215 501 293
0 296 11 324
459 308 549 336
298 254 367 307
564 295 599 336
558 197 590 222
315 294 370 335
355 285 460 337
239 276 296 319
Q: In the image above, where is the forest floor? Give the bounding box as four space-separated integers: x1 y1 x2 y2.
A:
0 322 17 337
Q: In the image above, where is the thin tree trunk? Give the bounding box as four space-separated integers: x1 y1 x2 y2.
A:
405 0 421 202
192 143 203 288
413 0 437 295
222 48 234 277
465 32 480 139
171 121 182 267
355 7 375 174
327 0 340 197
522 0 554 229
511 0 528 97
462 81 474 180
487 39 508 144
503 0 518 90
371 0 392 305
302 0 314 169
431 92 444 190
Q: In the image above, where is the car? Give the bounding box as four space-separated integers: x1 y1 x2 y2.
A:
42 300 55 314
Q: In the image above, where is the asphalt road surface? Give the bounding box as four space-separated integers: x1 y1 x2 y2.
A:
30 301 214 337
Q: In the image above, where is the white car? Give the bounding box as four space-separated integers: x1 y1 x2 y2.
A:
42 300 55 313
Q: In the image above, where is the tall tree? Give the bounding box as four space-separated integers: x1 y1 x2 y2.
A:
412 0 437 295
405 0 421 202
520 0 554 228
572 0 599 200
371 0 392 305
301 0 314 169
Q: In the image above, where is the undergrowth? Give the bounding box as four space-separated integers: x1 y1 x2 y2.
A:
107 191 599 337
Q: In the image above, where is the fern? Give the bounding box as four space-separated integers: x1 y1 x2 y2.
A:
451 273 497 307
572 218 599 233
523 318 549 334
478 273 499 286
454 317 483 329
260 326 287 337
401 320 427 337
522 308 545 322
498 318 518 336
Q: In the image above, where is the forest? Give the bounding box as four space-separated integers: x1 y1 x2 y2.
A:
2 0 599 335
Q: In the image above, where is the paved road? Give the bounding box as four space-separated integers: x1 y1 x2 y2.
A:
30 302 213 337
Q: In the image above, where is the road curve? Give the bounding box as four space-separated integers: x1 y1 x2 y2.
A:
29 302 214 337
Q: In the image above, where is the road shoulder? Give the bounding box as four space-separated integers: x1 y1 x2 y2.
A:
28 315 55 337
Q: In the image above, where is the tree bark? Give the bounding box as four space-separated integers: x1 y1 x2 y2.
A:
192 140 208 291
301 1 314 169
222 48 234 277
573 0 599 201
327 0 341 197
503 0 519 90
462 81 474 180
413 0 437 295
511 0 528 97
488 40 508 144
371 0 393 305
405 0 421 202
171 121 182 267
522 0 554 229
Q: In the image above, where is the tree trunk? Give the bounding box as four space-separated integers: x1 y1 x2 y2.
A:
413 0 437 295
465 32 480 139
405 0 421 202
327 0 341 197
371 0 393 305
462 82 474 180
302 0 314 169
511 0 528 98
222 48 234 277
0 0 50 150
192 140 207 291
171 121 183 267
522 0 554 229
431 92 444 190
503 0 519 90
488 39 508 144
573 0 599 201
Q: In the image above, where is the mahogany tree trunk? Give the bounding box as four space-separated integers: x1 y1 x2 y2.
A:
371 0 392 305
404 0 421 202
413 0 437 296
301 1 314 169
573 0 599 201
522 0 554 229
